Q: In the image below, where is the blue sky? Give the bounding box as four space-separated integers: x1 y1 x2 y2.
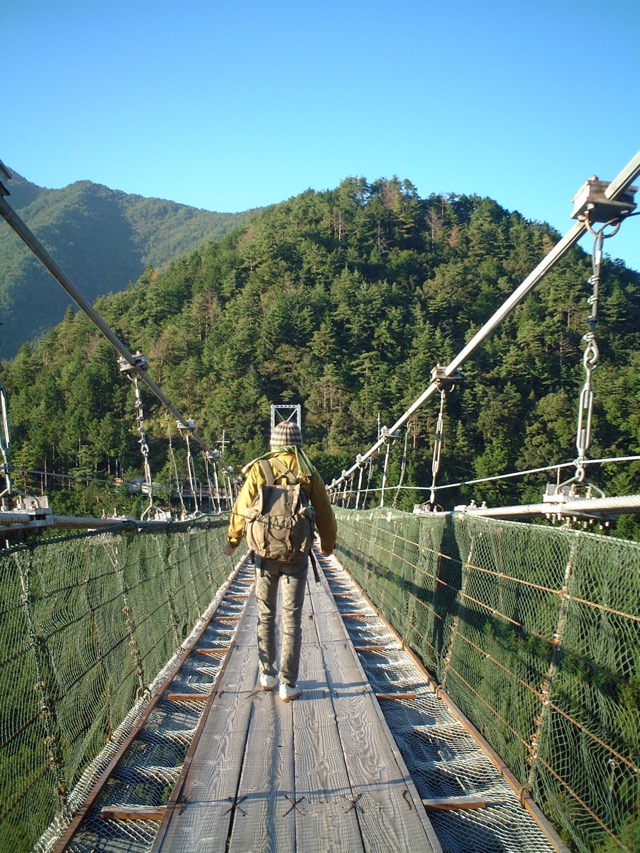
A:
4 0 640 272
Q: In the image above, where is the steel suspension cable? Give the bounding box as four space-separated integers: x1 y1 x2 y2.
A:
0 191 216 459
330 150 640 494
0 383 13 510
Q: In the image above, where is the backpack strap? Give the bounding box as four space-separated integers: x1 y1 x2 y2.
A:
268 456 298 485
258 458 275 486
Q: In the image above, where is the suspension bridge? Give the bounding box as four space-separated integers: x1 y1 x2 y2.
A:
0 153 639 853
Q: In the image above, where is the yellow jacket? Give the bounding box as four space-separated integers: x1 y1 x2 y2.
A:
227 451 337 555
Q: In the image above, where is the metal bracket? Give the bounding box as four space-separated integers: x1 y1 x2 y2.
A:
379 425 401 444
571 177 637 225
118 351 149 374
430 364 462 391
542 483 607 527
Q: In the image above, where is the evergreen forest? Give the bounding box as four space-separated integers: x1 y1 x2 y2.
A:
2 177 639 538
0 169 259 356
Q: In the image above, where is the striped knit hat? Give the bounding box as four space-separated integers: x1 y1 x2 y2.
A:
270 421 303 448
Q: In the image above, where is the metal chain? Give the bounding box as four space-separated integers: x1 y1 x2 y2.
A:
427 366 460 508
167 417 187 518
0 382 13 509
429 388 447 505
379 427 393 508
184 432 200 515
132 377 156 520
362 453 374 509
354 456 365 510
573 232 602 484
204 451 222 514
340 470 349 508
393 426 409 508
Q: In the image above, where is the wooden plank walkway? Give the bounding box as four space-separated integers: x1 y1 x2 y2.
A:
152 559 442 853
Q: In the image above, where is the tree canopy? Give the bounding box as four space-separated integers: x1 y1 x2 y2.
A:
0 170 261 356
2 177 639 535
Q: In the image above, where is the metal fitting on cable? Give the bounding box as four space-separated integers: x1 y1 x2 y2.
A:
571 176 637 233
379 426 400 444
555 213 619 503
118 351 148 374
430 364 462 391
427 364 461 508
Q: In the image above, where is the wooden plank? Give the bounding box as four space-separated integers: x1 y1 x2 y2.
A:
422 796 488 811
354 645 393 652
154 597 259 852
166 693 210 703
53 560 249 853
100 805 165 821
375 693 418 702
292 585 365 853
155 557 440 852
226 689 295 852
226 586 295 853
311 568 443 853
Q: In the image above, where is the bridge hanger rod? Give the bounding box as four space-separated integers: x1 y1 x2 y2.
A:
334 149 640 490
0 193 214 457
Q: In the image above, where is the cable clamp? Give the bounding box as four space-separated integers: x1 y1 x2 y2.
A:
118 351 148 374
571 176 637 229
430 364 462 391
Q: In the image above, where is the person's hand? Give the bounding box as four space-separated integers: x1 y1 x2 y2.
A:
223 543 237 557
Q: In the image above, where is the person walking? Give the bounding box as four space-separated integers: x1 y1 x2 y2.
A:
223 421 337 701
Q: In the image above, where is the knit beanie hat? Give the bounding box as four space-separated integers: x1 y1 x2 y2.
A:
270 421 303 448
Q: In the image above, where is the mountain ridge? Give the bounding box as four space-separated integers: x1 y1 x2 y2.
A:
2 176 638 536
0 168 263 357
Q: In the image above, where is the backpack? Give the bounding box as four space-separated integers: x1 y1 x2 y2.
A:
245 458 315 562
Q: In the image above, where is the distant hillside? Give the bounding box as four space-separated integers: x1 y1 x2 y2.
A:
0 169 262 357
3 177 639 536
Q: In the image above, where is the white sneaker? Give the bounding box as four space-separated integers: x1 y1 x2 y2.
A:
279 683 302 702
259 673 276 691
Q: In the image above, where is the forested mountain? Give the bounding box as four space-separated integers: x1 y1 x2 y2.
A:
0 169 261 356
2 177 639 537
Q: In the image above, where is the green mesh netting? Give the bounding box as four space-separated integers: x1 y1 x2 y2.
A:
335 508 640 853
0 518 230 852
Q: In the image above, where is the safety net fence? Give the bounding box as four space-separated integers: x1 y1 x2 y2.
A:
0 517 230 852
334 508 640 853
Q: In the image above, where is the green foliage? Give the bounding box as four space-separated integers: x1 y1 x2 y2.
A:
1 177 639 523
0 170 262 357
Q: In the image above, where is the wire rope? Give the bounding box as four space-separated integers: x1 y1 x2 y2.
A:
392 426 409 509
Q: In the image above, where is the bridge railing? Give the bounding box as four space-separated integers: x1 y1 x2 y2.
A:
0 517 230 852
335 508 640 853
